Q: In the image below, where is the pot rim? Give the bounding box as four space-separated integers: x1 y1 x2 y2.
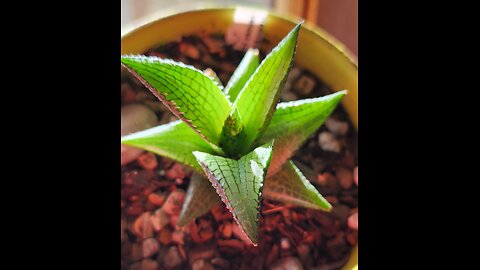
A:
121 7 357 70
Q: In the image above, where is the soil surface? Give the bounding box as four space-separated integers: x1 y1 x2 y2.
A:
121 32 358 270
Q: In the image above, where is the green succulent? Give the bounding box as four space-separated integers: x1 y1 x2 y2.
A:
121 22 346 246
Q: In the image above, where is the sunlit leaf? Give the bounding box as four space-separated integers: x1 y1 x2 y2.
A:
229 22 302 154
193 142 274 245
223 48 259 102
260 91 346 176
121 120 215 173
121 55 231 151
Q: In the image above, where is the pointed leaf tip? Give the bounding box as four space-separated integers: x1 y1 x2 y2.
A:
337 89 348 96
192 151 207 161
296 20 304 28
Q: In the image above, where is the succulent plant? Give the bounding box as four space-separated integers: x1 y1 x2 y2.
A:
121 22 346 246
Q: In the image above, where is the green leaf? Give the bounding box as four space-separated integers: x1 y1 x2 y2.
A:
177 172 221 227
121 120 215 173
260 91 347 176
192 142 274 245
121 55 231 150
264 161 332 211
231 22 302 154
223 48 259 102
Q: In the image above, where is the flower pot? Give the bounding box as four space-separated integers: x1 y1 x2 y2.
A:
121 7 358 270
